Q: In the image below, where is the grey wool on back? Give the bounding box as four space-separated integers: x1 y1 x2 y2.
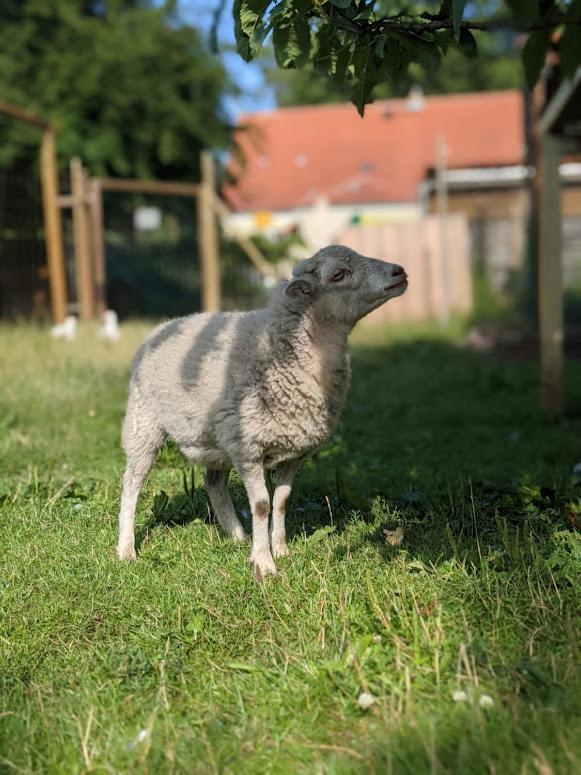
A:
117 245 408 578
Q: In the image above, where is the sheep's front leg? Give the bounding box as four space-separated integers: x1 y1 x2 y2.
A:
271 459 301 559
237 462 276 579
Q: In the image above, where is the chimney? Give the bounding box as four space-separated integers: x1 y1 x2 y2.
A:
407 84 425 112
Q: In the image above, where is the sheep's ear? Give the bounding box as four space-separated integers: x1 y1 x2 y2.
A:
284 277 316 299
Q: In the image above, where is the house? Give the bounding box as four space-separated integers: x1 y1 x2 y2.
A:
224 90 528 246
225 89 581 295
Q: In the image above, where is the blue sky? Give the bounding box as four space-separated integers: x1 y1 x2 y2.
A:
176 0 276 118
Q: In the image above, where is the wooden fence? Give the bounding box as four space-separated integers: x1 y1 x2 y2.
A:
338 214 472 324
58 153 272 321
0 99 270 323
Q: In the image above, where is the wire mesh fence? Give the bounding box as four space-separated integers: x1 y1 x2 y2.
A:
98 192 269 319
0 167 49 319
103 192 201 318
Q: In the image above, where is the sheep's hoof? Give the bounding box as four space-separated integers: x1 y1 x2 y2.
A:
117 544 137 561
272 540 289 559
251 550 277 580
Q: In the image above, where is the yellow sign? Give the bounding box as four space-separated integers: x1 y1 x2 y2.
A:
254 211 273 230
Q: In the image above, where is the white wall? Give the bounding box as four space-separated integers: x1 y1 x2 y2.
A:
224 200 422 252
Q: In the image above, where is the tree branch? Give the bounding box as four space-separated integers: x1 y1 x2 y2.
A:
371 17 578 34
314 8 578 38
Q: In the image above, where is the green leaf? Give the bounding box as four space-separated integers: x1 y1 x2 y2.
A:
272 11 311 69
522 29 551 89
239 0 271 37
333 44 351 83
351 44 378 117
559 23 581 78
452 0 467 37
264 0 286 32
233 0 271 62
328 0 353 8
458 28 477 58
314 23 350 82
390 31 441 70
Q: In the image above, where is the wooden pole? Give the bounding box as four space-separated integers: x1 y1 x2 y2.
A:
70 158 95 320
0 100 48 128
198 150 221 312
99 177 199 196
88 178 107 316
210 193 278 279
538 133 564 416
40 127 67 323
436 134 451 325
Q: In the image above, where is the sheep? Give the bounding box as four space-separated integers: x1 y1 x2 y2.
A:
116 245 407 578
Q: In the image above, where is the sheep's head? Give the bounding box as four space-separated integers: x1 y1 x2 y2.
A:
285 245 407 325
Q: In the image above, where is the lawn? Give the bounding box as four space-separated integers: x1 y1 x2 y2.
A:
0 320 580 773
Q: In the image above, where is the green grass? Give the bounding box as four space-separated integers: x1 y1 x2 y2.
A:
1 320 580 773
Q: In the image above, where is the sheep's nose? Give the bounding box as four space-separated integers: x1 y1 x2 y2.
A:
391 264 406 279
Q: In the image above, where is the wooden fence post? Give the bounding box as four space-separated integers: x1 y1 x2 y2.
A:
436 134 451 325
538 133 564 417
70 158 95 320
88 178 106 316
198 150 221 312
40 127 67 323
209 193 278 280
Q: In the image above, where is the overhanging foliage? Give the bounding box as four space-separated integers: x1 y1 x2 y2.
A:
234 0 581 114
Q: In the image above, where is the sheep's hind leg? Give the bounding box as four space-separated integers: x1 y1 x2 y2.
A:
236 462 276 579
204 468 246 541
117 399 163 560
271 459 301 559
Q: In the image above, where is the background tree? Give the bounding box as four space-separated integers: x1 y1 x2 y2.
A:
0 0 234 178
234 0 581 114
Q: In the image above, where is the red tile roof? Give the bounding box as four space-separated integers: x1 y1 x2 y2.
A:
225 90 525 212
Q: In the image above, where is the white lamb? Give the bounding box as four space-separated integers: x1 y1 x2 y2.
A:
117 245 407 578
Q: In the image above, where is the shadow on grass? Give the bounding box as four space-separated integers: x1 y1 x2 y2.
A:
135 468 214 550
138 337 581 563
284 338 581 565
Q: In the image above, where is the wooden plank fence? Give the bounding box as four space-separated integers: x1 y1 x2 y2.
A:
338 214 472 324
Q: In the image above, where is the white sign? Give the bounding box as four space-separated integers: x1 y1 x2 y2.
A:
134 206 161 232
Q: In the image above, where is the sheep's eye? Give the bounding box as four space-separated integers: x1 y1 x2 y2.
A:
330 268 348 282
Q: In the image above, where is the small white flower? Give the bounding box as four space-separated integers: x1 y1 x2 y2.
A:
479 694 494 708
73 503 83 511
372 635 382 644
127 728 149 751
452 690 468 703
357 691 376 710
